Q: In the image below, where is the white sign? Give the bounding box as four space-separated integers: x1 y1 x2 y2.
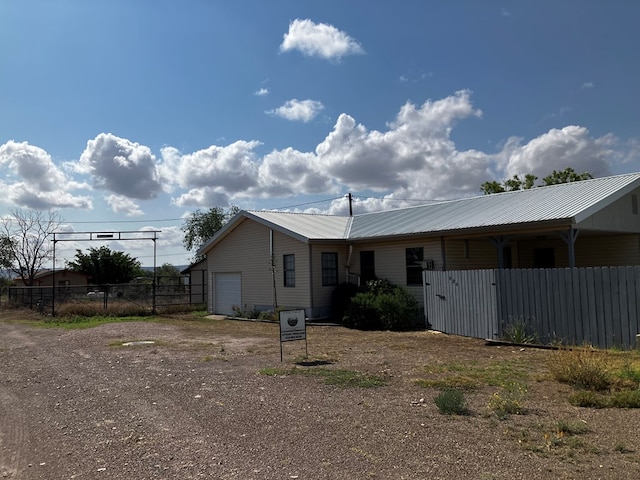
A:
279 309 306 342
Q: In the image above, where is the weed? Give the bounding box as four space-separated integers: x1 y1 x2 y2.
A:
502 319 538 344
556 419 589 435
568 390 608 408
488 381 527 419
614 441 634 453
434 388 469 415
549 347 612 391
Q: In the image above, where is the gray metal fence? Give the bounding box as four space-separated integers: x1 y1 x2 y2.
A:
424 267 640 350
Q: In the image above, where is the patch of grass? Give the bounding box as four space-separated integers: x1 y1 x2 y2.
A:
41 314 151 329
418 359 532 391
434 388 469 415
551 347 640 409
258 366 387 388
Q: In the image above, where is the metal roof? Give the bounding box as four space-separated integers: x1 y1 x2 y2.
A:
246 210 351 241
348 173 640 238
199 173 640 254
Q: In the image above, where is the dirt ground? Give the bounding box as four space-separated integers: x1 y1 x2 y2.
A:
1 310 640 480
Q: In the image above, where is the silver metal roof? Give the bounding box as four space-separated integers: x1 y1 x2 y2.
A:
246 210 351 241
348 173 640 238
199 173 640 254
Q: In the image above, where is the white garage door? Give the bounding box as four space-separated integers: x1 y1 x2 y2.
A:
215 273 241 315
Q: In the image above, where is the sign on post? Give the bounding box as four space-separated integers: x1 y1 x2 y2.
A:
279 309 307 361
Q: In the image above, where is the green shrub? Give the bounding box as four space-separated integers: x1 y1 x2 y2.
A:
434 389 469 415
344 291 381 329
330 283 360 323
343 280 421 331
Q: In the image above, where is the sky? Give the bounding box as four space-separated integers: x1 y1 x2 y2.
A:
1 0 639 267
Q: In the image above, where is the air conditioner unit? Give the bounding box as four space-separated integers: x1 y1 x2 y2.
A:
421 259 435 270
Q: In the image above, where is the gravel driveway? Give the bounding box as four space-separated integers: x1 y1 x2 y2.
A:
1 312 640 479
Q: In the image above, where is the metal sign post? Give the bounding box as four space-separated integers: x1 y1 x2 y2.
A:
279 309 307 362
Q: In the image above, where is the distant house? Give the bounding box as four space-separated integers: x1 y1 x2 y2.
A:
180 259 208 305
13 269 92 287
198 172 640 318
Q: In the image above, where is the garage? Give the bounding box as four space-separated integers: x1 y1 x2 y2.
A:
214 273 242 315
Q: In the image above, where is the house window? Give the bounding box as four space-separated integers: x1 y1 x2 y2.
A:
406 247 424 286
283 254 295 287
360 250 376 283
533 248 555 268
321 252 338 286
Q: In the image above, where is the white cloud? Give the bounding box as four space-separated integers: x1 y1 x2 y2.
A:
254 88 269 96
266 99 325 122
2 93 626 215
105 194 144 216
498 126 614 179
160 141 261 207
280 19 364 60
154 90 622 210
0 140 92 209
250 147 336 198
582 81 595 89
76 133 164 200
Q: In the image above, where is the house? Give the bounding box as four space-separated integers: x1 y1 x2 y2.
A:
13 269 92 287
198 172 640 318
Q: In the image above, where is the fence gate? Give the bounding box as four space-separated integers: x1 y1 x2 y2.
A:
423 269 499 340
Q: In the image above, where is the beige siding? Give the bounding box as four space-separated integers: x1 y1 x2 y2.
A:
271 229 311 310
206 219 311 313
575 234 640 266
309 243 350 316
577 187 640 233
445 238 500 269
348 238 440 285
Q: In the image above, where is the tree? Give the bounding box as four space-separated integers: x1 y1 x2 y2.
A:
67 246 144 285
0 209 62 286
182 206 239 261
481 168 591 195
156 263 182 285
542 168 593 185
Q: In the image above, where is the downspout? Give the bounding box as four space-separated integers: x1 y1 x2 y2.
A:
270 229 277 310
440 236 447 271
308 243 314 318
346 244 353 283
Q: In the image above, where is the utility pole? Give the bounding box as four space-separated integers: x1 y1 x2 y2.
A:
348 192 353 216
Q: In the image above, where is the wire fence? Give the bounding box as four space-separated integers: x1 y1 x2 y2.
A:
7 276 207 316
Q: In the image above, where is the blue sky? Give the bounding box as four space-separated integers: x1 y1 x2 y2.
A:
1 0 639 266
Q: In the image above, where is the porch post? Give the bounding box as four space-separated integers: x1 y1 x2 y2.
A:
559 227 579 268
490 236 509 269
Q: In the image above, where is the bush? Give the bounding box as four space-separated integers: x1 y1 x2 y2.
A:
343 281 421 331
549 348 612 391
434 389 469 415
330 283 360 323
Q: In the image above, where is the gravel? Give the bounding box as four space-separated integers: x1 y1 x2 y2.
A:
1 312 640 479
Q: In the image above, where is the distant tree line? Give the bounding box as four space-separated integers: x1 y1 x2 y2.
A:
480 167 593 195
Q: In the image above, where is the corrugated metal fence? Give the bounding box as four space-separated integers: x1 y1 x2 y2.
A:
423 267 640 350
